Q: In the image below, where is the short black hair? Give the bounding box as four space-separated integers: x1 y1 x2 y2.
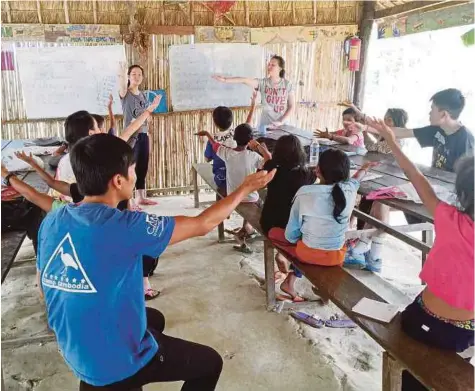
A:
65 111 95 147
233 123 253 147
385 108 408 128
92 114 105 129
212 106 233 130
273 135 306 169
342 108 358 118
431 88 465 119
70 134 135 196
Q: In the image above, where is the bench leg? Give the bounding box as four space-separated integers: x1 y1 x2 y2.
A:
382 352 404 391
193 167 199 208
264 240 276 310
216 194 225 242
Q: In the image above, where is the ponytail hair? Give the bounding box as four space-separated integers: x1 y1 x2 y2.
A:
127 64 144 88
271 55 286 79
318 149 351 223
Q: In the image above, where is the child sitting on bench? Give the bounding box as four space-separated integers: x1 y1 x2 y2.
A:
259 134 316 283
370 119 474 391
269 149 375 302
314 108 364 147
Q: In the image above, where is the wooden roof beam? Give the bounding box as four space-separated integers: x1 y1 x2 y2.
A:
375 0 471 20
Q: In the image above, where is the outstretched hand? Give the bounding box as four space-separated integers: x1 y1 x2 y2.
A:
241 169 276 193
147 94 162 113
250 90 258 107
314 128 331 139
338 101 356 109
108 94 114 108
1 163 9 178
14 151 36 166
361 161 380 171
195 131 210 138
212 75 226 83
370 118 397 143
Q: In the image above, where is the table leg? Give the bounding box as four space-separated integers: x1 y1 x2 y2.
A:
382 351 404 391
264 240 276 310
192 167 199 208
216 193 225 242
421 229 434 264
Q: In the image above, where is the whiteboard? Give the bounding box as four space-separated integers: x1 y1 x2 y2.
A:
15 45 125 119
169 44 264 111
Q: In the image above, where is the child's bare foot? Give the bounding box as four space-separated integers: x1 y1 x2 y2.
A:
279 273 305 302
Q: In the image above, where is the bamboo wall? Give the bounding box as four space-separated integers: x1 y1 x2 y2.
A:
1 29 356 193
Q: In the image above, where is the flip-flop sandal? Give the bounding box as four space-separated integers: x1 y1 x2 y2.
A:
325 318 357 328
276 293 306 303
144 288 161 301
290 312 325 328
233 244 253 254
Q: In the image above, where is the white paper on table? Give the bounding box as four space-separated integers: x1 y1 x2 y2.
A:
350 170 383 182
316 138 338 145
352 297 401 323
14 146 58 156
1 153 44 172
396 182 457 205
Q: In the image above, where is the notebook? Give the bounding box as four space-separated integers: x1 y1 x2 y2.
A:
352 297 401 323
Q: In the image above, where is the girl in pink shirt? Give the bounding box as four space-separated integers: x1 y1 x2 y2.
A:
371 119 474 390
315 108 364 148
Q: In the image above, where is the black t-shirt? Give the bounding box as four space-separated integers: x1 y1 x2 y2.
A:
413 125 474 172
69 183 128 211
259 160 316 235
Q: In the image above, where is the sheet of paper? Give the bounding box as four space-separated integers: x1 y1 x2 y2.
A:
1 152 44 172
350 170 383 182
396 182 457 205
352 297 401 323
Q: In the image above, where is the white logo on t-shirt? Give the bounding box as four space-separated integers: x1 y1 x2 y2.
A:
145 214 165 237
42 233 97 293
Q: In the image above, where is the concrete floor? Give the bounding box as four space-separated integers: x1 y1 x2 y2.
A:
1 193 424 391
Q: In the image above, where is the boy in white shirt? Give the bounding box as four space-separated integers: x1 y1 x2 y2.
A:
197 123 271 252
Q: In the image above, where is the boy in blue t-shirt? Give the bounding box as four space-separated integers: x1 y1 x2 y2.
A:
204 106 235 194
36 133 275 389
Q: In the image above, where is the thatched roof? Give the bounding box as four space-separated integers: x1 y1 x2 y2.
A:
0 1 363 27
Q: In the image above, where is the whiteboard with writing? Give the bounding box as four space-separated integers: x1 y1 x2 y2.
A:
15 45 125 119
169 44 264 111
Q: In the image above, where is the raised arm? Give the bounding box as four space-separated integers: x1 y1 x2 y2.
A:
365 117 414 139
314 128 359 146
119 95 161 142
118 61 128 99
14 152 71 196
372 119 439 215
212 75 258 89
248 139 271 163
107 94 116 131
352 162 379 181
169 169 276 245
2 164 54 212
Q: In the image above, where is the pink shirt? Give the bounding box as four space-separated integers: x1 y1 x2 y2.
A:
420 202 474 311
335 128 364 148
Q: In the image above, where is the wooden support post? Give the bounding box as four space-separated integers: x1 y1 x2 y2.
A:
264 240 276 310
382 352 404 391
36 0 43 24
64 0 70 24
190 1 194 25
192 167 199 208
291 1 296 25
353 1 375 108
335 1 339 24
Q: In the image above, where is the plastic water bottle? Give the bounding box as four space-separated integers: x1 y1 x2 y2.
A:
258 124 267 137
309 137 319 166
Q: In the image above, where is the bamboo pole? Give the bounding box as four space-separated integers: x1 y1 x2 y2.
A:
36 0 42 24
64 0 70 24
190 1 194 25
244 0 250 26
93 0 98 24
291 1 297 25
4 1 11 23
268 1 273 26
313 0 317 24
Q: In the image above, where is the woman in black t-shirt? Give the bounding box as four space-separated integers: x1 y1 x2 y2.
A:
260 135 316 282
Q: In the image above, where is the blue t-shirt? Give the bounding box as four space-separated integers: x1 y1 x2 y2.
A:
37 203 175 386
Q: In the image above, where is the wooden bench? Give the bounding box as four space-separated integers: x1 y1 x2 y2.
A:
192 162 473 391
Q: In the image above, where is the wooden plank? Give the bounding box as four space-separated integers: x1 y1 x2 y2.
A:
192 166 200 208
382 352 404 391
1 333 56 349
264 240 276 310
